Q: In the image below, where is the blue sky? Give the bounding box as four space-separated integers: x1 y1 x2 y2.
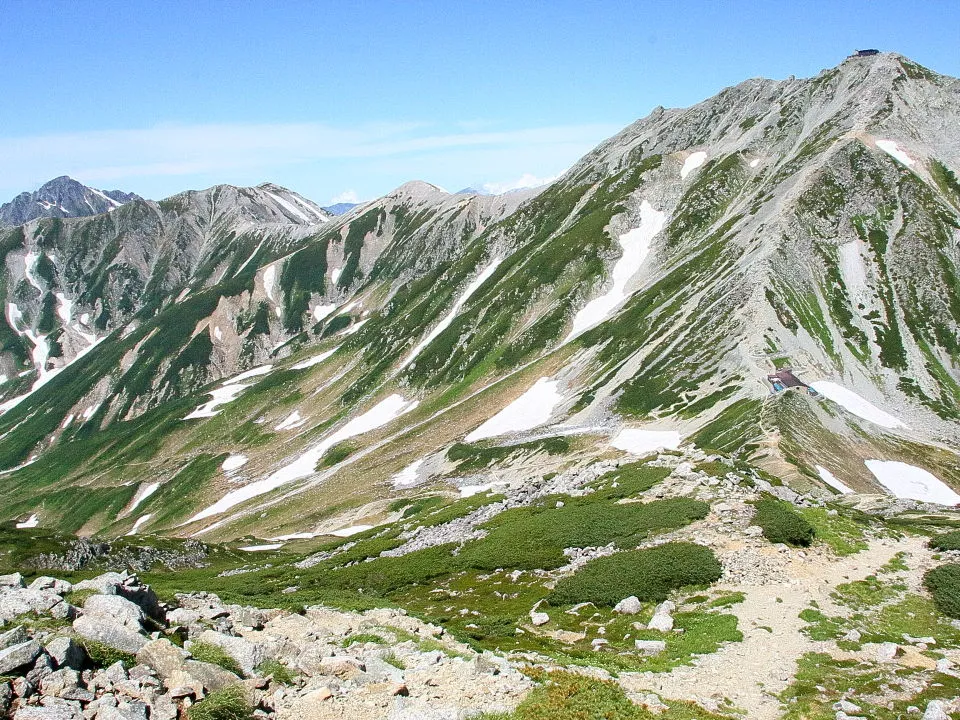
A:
2 0 958 205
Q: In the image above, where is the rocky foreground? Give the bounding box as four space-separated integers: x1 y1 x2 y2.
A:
0 570 532 720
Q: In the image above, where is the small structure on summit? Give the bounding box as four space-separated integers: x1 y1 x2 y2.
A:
851 49 880 57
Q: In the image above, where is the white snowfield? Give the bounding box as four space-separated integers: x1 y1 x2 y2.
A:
126 514 152 536
312 304 336 323
23 252 44 292
680 151 707 179
875 139 915 167
222 454 249 472
263 265 278 302
342 319 368 335
265 191 315 223
391 458 425 489
865 460 960 505
749 158 761 168
809 381 906 429
184 383 253 420
187 394 420 523
275 410 306 431
55 293 73 323
128 482 159 514
329 525 373 538
15 514 39 529
566 200 666 339
291 348 338 370
330 267 343 286
399 257 503 370
610 429 681 455
816 465 853 494
465 377 563 442
239 543 284 552
224 365 273 385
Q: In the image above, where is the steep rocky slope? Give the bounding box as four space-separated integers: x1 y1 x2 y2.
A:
0 177 140 227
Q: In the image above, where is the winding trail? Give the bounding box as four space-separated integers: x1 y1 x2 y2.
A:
618 535 926 719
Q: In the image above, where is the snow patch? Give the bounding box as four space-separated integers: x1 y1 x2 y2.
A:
816 466 853 494
79 312 90 326
213 326 223 341
391 459 425 489
275 410 306 431
23 253 44 292
342 319 368 335
567 201 666 339
126 514 152 536
680 151 707 179
263 265 278 302
54 293 73 323
270 532 318 541
465 378 563 442
876 140 915 167
610 429 681 455
291 348 337 370
400 257 503 370
865 460 960 505
15 514 39 529
128 482 160 514
328 525 373 537
240 543 284 552
749 158 761 168
330 267 342 286
222 454 249 472
265 191 312 223
184 383 252 420
810 381 906 429
223 365 273 385
187 394 420 522
312 304 336 323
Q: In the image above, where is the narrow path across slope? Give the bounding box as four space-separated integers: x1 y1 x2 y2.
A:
618 535 924 719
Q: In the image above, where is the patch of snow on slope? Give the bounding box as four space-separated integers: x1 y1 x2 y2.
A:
400 257 503 370
816 466 853 494
213 326 223 341
465 378 562 442
54 293 72 323
263 265 277 302
128 482 159 514
865 460 960 505
680 151 707 179
184 383 252 420
275 410 305 431
222 454 248 472
610 429 681 455
126 514 152 536
876 140 914 167
240 543 284 552
809 381 906 429
342 319 368 335
266 191 312 223
330 267 342 286
270 532 318 541
391 459 425 489
16 514 39 529
23 253 44 292
749 158 761 168
567 201 666 339
187 394 420 523
291 348 337 370
329 525 373 537
313 304 336 323
224 365 273 385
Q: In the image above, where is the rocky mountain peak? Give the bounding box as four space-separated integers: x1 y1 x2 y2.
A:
0 176 141 227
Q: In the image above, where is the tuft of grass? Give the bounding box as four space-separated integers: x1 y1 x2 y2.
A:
924 563 960 618
929 531 960 552
80 640 136 669
797 506 867 556
187 685 252 720
256 659 294 685
341 632 387 647
189 641 244 677
549 542 722 607
752 497 814 547
382 651 406 670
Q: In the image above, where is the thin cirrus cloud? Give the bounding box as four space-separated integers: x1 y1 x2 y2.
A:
0 120 619 200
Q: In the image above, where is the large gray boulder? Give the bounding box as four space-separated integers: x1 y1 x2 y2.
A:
83 595 145 631
0 626 28 650
14 706 83 720
27 578 72 594
72 617 147 654
167 660 240 695
0 574 24 589
0 640 42 674
44 638 85 670
613 596 642 615
136 639 188 680
0 589 61 621
194 631 264 676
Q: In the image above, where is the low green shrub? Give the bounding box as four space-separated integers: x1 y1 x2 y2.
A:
189 641 244 677
548 542 722 607
752 497 814 546
187 685 252 720
80 640 136 669
924 563 960 618
255 659 294 685
929 531 960 552
341 632 386 646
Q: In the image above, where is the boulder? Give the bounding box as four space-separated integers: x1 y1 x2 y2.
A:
83 595 144 631
47 603 77 622
647 612 674 632
39 669 80 698
73 616 147 654
0 640 42 674
13 707 82 720
529 612 550 627
44 638 85 670
173 660 241 694
318 656 365 680
136 639 188 680
0 573 24 589
0 589 61 621
165 608 200 626
923 700 951 720
0 626 29 650
613 597 642 615
27 578 72 595
634 639 667 655
195 630 264 676
876 642 901 662
98 702 150 720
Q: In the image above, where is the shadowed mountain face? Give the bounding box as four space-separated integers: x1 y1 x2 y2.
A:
0 52 958 540
0 176 141 226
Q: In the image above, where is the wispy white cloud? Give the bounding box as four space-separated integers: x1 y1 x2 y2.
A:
329 189 359 204
0 121 617 198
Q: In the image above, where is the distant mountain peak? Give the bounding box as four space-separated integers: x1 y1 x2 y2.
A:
0 176 141 226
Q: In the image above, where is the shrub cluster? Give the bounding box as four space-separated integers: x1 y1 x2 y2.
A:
929 530 960 552
924 563 960 618
548 542 722 607
188 641 244 677
752 497 815 546
187 686 253 720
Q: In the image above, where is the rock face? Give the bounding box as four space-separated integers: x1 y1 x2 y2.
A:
0 176 140 227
